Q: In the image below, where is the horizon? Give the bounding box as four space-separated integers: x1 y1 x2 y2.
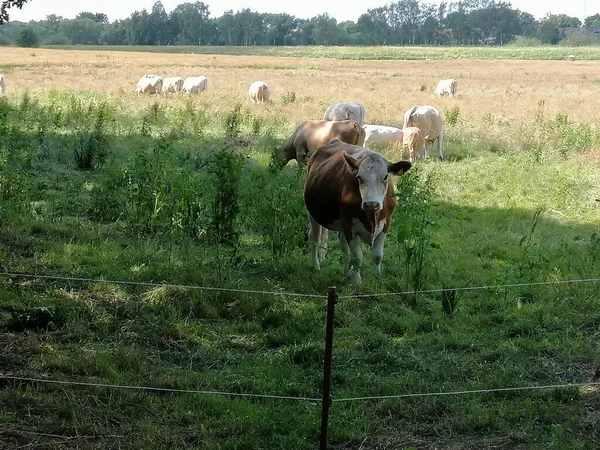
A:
6 0 595 24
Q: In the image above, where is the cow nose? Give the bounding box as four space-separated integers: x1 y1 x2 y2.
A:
363 201 380 212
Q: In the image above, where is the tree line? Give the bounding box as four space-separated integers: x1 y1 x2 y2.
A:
2 0 600 48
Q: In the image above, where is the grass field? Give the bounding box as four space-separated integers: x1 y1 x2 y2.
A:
0 46 599 449
45 44 600 61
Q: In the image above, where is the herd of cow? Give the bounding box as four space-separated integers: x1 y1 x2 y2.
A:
281 78 457 283
0 69 458 284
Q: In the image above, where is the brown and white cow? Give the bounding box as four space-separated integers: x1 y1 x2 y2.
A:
304 139 412 283
280 120 365 167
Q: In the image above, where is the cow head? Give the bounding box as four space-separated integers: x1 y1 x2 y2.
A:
343 152 412 214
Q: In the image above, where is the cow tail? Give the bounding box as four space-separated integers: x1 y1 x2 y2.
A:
403 106 418 129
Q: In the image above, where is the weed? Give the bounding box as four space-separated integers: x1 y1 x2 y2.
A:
444 105 461 126
281 90 297 105
73 102 110 170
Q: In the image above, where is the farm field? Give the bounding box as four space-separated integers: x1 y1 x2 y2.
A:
46 44 600 61
0 46 600 449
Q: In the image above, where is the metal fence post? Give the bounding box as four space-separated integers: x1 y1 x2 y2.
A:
320 286 338 450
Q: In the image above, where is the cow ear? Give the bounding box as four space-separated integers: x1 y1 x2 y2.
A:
343 152 360 174
388 160 412 175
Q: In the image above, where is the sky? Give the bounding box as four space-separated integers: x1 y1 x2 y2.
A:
7 0 595 24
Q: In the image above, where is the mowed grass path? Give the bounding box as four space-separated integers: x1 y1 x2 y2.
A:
0 48 599 449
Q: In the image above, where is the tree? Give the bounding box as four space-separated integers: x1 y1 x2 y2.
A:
172 2 212 45
584 13 600 27
546 14 581 28
76 12 108 24
16 25 38 47
1 0 30 24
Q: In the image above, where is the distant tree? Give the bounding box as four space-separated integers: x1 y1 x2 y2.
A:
0 0 30 24
16 25 38 47
546 14 582 28
76 12 108 24
584 13 600 27
310 13 340 45
61 18 103 44
537 19 562 44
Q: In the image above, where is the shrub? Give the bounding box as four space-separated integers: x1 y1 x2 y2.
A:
281 91 297 105
444 105 461 126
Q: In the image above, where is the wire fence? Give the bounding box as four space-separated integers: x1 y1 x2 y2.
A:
2 374 599 404
2 271 599 301
0 271 326 299
2 270 600 447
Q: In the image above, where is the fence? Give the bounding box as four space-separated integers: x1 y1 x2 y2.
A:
1 271 600 449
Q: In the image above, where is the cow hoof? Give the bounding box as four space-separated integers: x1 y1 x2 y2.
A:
347 270 362 285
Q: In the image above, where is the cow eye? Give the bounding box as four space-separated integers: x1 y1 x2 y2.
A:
357 176 364 184
383 175 389 183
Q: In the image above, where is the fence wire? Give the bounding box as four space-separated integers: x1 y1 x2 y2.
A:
3 374 599 405
0 271 326 299
0 374 322 403
338 277 600 299
333 381 600 403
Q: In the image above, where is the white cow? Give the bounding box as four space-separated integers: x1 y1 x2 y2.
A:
162 76 184 95
323 101 365 126
135 75 163 96
249 81 270 103
0 74 4 95
362 125 404 148
433 78 457 98
182 76 208 93
402 105 444 160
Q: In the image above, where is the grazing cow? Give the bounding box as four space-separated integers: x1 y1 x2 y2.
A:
402 105 444 160
281 120 365 167
182 76 208 93
362 125 404 148
433 78 457 98
0 74 4 95
162 76 184 95
304 139 412 283
323 101 366 126
249 81 270 103
402 127 426 162
135 75 163 96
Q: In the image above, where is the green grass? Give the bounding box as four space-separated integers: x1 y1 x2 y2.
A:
0 91 599 449
43 44 600 61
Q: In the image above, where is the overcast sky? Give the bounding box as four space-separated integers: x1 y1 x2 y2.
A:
8 0 595 23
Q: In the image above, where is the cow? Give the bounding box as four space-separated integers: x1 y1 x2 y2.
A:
323 101 366 126
182 76 208 93
402 127 426 163
362 124 404 149
433 78 457 98
135 75 163 96
249 81 270 103
0 74 4 95
162 76 184 95
402 105 444 160
280 120 365 168
304 139 412 284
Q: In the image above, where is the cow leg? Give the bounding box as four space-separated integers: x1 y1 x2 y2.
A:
370 232 387 274
346 234 363 284
339 232 350 273
438 130 444 160
308 216 326 269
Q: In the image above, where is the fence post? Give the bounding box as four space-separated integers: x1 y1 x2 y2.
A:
320 286 338 450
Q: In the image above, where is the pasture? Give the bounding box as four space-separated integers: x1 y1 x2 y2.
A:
0 47 600 449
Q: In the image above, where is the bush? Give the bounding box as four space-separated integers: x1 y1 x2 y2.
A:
444 105 461 126
559 32 600 47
